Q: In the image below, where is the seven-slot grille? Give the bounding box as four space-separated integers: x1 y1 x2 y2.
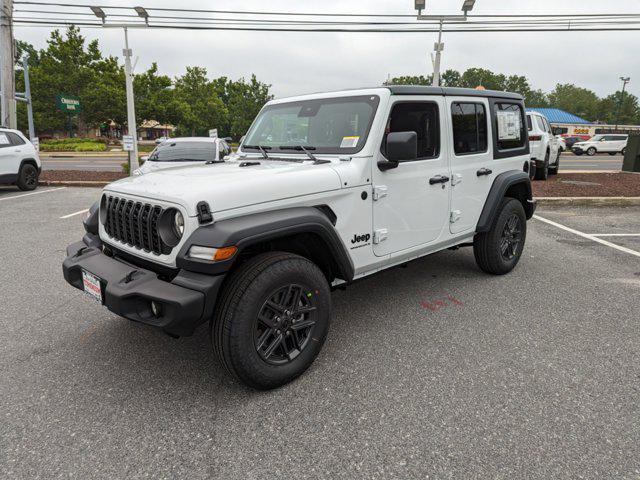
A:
103 195 170 255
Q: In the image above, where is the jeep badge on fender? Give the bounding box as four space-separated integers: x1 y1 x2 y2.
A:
62 86 535 390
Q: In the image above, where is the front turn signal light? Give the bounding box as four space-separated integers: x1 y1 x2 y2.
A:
188 245 237 262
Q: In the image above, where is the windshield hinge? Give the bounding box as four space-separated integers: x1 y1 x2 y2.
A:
372 185 388 201
373 229 388 244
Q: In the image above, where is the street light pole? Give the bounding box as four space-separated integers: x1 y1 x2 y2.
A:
123 27 139 173
614 76 630 131
0 0 16 128
432 20 444 87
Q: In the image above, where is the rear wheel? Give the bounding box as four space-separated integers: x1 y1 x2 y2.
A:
17 163 38 191
534 150 549 180
587 147 597 156
474 198 527 275
608 152 617 156
211 252 331 390
622 148 627 155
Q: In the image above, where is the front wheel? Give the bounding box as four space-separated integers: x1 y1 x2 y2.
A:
549 150 560 175
17 163 39 191
587 147 597 156
622 148 626 155
211 252 331 390
473 198 527 275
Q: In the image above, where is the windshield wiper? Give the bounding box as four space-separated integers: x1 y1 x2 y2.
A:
243 144 271 159
279 145 330 164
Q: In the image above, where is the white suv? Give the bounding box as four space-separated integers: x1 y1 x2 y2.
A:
526 111 560 180
572 134 628 156
0 128 41 190
63 86 536 389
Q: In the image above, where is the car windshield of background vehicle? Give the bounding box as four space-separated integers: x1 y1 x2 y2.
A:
242 95 380 154
148 141 216 162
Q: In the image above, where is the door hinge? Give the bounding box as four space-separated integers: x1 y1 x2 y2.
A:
450 210 462 223
372 185 387 201
373 228 388 244
451 173 463 186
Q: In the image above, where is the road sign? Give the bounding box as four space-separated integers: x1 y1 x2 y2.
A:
56 94 82 114
209 128 218 138
122 135 134 151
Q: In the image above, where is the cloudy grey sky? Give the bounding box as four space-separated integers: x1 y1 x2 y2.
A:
14 0 640 100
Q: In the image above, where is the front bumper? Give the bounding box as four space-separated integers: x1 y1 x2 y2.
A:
62 234 224 336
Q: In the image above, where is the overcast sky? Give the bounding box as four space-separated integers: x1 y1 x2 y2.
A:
14 0 640 100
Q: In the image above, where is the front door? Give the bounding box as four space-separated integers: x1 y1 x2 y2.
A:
372 97 450 257
447 97 494 234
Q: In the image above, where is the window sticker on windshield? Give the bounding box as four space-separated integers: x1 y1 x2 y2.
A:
496 111 521 141
0 133 9 144
340 136 359 148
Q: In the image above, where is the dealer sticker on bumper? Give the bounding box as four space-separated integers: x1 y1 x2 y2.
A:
82 270 103 303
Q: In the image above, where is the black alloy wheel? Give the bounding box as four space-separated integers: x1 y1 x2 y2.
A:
255 283 317 365
500 214 522 261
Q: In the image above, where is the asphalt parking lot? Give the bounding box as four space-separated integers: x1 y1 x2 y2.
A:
1 186 639 479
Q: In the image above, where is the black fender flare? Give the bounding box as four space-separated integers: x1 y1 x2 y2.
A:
476 170 535 233
19 158 41 174
176 206 354 281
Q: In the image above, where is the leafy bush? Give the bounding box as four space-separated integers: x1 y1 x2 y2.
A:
121 158 146 175
40 138 107 152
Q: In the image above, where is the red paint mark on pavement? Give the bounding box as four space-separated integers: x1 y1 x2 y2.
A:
420 293 464 312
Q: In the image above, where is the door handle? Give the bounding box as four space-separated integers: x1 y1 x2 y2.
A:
429 174 450 185
476 167 493 177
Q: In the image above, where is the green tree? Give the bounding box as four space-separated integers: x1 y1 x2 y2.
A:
460 68 506 90
597 90 640 125
134 63 178 125
440 69 461 87
524 89 549 107
548 84 600 122
386 74 432 85
173 66 227 136
216 75 273 139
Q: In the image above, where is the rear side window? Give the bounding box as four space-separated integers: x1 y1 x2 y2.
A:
0 132 11 148
493 102 526 150
7 132 25 146
451 102 487 155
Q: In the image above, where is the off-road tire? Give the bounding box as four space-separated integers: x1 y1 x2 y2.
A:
549 150 560 175
17 163 38 191
473 197 527 275
211 252 331 390
534 151 549 180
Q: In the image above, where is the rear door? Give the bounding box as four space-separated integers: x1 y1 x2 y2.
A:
372 96 450 256
0 131 16 176
447 97 493 234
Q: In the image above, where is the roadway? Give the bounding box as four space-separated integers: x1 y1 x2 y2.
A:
40 153 625 173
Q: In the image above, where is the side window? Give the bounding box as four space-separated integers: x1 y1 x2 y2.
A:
535 116 545 132
381 102 440 160
493 102 526 151
451 102 487 155
544 119 552 134
0 132 11 148
7 132 25 146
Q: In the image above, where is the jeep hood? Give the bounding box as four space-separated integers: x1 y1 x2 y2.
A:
105 160 343 216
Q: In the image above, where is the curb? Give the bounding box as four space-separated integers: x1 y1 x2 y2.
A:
536 197 640 206
39 180 111 187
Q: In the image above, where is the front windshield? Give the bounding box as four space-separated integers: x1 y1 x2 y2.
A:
589 135 603 142
148 141 216 162
242 95 380 154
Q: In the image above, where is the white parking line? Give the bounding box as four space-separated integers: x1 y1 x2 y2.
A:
60 208 89 219
0 187 67 202
589 233 640 237
534 215 640 258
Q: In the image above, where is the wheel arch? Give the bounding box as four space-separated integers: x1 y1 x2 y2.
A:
176 206 354 283
20 158 40 173
476 170 535 233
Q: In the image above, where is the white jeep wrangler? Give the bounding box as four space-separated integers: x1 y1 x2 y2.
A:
63 86 536 389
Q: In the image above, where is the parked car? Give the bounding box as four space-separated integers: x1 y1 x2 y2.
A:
0 127 41 191
63 86 536 390
572 134 628 156
154 136 168 145
135 137 232 175
526 111 560 180
563 136 586 149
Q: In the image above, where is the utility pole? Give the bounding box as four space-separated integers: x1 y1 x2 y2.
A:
22 56 34 139
432 21 444 87
123 27 139 172
0 0 16 128
614 76 630 131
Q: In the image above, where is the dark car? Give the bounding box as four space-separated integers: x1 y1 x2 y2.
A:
564 136 586 149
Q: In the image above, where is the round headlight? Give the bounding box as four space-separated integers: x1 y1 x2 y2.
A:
172 210 184 238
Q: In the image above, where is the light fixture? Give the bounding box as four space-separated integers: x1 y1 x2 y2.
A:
134 6 149 24
461 0 476 14
90 6 106 24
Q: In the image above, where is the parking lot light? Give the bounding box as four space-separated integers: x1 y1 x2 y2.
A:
90 6 106 24
134 6 150 25
462 0 476 14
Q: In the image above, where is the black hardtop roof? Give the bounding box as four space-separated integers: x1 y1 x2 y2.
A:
384 85 523 101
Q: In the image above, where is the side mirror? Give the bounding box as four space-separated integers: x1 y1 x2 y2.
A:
378 131 418 171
